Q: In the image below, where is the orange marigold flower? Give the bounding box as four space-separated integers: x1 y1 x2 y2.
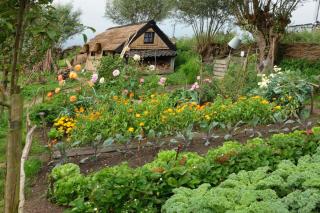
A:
69 71 78 79
70 95 77 103
74 64 82 72
47 92 54 98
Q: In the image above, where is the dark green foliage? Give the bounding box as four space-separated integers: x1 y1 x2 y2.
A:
279 58 320 79
50 129 320 212
163 148 320 212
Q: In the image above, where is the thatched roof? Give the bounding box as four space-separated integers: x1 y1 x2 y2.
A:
82 22 146 53
80 20 176 54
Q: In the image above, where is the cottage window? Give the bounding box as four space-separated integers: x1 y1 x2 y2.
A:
91 52 96 56
144 32 155 44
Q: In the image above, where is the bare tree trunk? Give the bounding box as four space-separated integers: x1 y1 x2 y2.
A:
5 0 28 212
256 31 280 73
5 94 23 213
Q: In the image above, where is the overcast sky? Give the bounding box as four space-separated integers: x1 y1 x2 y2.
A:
54 0 319 48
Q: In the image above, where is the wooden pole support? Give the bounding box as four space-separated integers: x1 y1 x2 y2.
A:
5 94 23 213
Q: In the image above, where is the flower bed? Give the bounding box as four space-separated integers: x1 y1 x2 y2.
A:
70 94 282 145
48 128 320 212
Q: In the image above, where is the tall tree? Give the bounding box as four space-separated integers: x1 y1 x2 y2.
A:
1 4 87 210
175 0 231 55
22 3 86 71
105 0 174 24
228 0 303 71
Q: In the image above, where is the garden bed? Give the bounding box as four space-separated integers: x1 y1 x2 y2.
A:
23 114 320 213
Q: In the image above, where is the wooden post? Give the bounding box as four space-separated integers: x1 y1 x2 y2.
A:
310 86 314 115
5 94 23 213
19 125 36 213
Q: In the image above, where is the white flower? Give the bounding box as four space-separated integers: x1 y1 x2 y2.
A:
258 81 268 88
112 69 120 77
149 65 156 71
258 76 270 89
197 76 201 80
99 77 105 84
133 54 141 61
273 65 282 72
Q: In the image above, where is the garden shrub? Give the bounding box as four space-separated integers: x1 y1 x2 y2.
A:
50 129 320 212
178 57 201 84
163 147 320 213
97 55 125 80
253 69 312 117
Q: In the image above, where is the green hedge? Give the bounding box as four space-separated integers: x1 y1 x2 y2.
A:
163 145 320 212
49 128 320 212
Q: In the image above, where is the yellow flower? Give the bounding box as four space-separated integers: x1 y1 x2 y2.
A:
128 108 133 113
167 108 173 113
288 96 292 101
274 105 281 110
113 96 118 101
238 96 246 100
136 113 141 118
128 127 134 132
143 111 149 115
252 96 261 99
205 115 211 120
261 100 269 105
139 122 145 127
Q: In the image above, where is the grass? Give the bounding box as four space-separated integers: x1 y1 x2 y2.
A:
21 72 59 101
282 30 320 44
0 113 7 211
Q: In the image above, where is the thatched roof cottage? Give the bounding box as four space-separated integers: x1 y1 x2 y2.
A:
74 20 177 72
